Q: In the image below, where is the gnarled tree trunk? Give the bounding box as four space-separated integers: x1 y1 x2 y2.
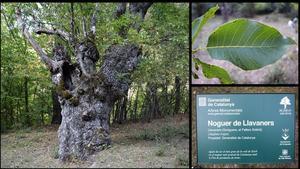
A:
16 3 152 161
56 44 141 160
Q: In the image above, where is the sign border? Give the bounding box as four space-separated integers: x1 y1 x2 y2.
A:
195 93 296 165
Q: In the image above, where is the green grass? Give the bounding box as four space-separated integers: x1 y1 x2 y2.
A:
134 128 157 141
14 140 33 148
1 115 189 168
52 146 59 159
132 123 189 142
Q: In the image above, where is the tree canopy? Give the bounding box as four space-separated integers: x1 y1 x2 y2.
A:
1 3 189 131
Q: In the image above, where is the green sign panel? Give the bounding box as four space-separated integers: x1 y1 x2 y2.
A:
197 94 295 164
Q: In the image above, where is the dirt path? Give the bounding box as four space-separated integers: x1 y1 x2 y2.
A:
1 114 189 168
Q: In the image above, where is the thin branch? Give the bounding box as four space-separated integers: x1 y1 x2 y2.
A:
79 4 87 37
16 8 54 70
90 3 99 36
70 3 75 38
69 3 77 48
1 11 16 41
35 28 71 42
141 3 153 19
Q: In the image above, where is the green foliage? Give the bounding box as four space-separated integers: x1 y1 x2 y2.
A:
52 146 59 159
207 19 295 70
133 3 188 83
1 5 53 131
192 5 218 45
254 3 274 14
129 3 189 118
192 4 296 84
1 3 189 131
192 5 233 84
193 58 233 84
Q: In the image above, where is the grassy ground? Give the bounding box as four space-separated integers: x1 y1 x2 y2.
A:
1 114 189 168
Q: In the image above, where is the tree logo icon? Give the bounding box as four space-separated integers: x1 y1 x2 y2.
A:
280 96 291 109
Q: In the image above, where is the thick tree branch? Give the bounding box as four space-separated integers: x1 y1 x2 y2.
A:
114 3 152 37
1 12 17 41
16 8 54 70
129 3 153 32
114 3 127 38
114 3 127 19
129 3 153 20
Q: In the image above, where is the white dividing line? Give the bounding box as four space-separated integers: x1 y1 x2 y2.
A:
244 26 260 45
236 23 250 45
261 31 277 46
251 28 269 46
229 22 242 46
207 46 279 49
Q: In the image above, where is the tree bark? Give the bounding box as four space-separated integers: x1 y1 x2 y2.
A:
114 98 122 124
174 76 181 115
24 76 31 126
133 86 139 121
122 95 128 122
161 80 170 116
113 102 118 124
142 83 160 122
57 44 141 160
51 90 62 124
153 86 160 118
125 93 131 121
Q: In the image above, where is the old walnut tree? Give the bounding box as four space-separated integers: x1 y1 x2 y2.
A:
16 3 153 161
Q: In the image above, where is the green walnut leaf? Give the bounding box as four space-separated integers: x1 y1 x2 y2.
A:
207 19 296 70
192 5 219 45
193 58 233 84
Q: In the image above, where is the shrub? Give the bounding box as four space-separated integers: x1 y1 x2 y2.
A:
52 146 59 159
155 146 166 156
254 3 274 14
